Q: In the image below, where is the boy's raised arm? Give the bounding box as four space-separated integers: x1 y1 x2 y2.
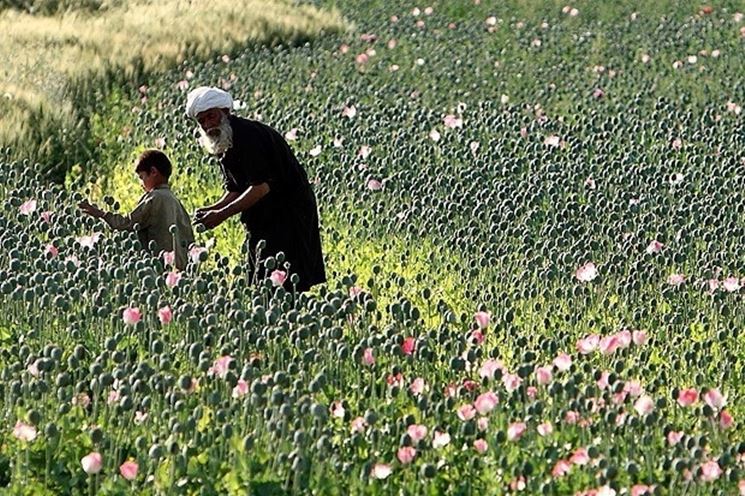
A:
102 194 155 231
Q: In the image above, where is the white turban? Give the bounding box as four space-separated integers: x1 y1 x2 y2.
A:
185 86 233 118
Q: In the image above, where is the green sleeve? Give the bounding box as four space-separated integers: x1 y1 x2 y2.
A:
102 193 155 231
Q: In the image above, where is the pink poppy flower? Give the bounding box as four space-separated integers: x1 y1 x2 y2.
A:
371 463 391 479
165 271 182 288
593 88 605 99
350 417 367 434
570 447 590 465
671 138 682 150
232 379 249 399
77 232 101 248
45 243 59 258
429 129 441 142
284 128 298 141
616 330 632 348
122 307 141 326
208 355 233 378
632 330 647 346
667 273 685 286
410 377 426 396
631 485 655 496
457 404 477 421
367 179 383 191
645 240 664 254
402 337 416 355
526 386 538 399
667 431 684 445
474 391 499 415
677 388 699 407
575 262 598 282
520 127 528 138
544 135 561 147
407 424 428 444
269 270 287 287
162 251 175 267
107 390 120 405
471 330 485 344
634 395 655 416
348 286 363 298
502 373 522 392
40 210 52 223
81 452 103 474
576 335 599 354
535 366 553 385
474 311 490 329
473 439 488 454
309 145 322 157
73 393 91 408
703 388 726 410
537 422 553 436
12 421 37 442
553 353 572 372
552 459 572 478
707 279 720 293
158 305 173 325
624 380 643 397
362 348 375 366
564 411 580 424
397 446 416 464
386 373 404 388
340 105 357 119
189 245 208 264
477 417 489 431
119 460 138 481
510 476 527 492
432 430 450 449
19 199 37 215
723 277 741 292
461 378 479 392
599 335 621 355
358 145 371 159
479 359 504 379
596 371 610 390
700 460 721 482
134 411 148 424
355 53 369 65
740 479 745 496
443 114 463 129
719 410 734 429
176 80 189 91
507 422 526 441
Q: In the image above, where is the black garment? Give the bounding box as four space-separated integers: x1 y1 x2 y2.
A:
219 115 326 292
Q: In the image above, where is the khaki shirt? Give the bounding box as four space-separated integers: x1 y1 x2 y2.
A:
102 184 194 270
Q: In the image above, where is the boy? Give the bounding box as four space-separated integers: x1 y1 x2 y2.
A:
78 149 195 270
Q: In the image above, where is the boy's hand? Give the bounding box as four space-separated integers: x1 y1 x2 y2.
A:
78 200 104 218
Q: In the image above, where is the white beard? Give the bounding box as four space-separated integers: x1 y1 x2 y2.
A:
198 115 234 155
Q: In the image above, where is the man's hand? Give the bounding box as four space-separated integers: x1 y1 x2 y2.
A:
197 209 229 230
78 200 104 218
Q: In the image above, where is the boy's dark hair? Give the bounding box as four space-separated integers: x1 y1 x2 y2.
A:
135 149 172 179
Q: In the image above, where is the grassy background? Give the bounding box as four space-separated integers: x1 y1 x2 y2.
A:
0 0 345 180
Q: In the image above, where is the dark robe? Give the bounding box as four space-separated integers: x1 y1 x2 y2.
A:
218 115 326 292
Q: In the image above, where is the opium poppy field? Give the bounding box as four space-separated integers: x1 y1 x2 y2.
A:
1 0 744 494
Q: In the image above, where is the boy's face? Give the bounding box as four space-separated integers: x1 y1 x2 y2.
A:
137 167 162 192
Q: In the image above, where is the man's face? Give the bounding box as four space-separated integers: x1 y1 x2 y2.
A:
196 108 225 134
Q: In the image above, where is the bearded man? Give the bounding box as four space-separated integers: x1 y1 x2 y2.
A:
186 86 326 293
